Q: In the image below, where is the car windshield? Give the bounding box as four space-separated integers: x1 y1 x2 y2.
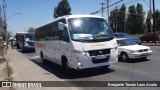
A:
117 39 136 46
25 34 34 42
68 17 114 42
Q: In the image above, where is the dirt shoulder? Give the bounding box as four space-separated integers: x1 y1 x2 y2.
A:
0 59 10 90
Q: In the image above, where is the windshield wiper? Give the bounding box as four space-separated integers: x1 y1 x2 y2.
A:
93 34 114 39
73 36 98 42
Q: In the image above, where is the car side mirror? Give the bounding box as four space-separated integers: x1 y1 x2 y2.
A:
58 22 64 30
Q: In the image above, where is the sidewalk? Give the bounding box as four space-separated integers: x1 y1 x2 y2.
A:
5 46 79 90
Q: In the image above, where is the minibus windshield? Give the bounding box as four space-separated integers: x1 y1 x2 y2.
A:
68 17 114 42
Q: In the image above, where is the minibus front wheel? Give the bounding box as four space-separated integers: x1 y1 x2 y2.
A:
62 56 71 73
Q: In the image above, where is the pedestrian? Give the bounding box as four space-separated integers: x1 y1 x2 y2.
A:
11 40 14 49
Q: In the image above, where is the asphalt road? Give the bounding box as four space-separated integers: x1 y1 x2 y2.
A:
20 45 160 90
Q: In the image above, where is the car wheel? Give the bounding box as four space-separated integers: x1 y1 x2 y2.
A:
142 57 147 60
22 48 26 53
121 52 129 62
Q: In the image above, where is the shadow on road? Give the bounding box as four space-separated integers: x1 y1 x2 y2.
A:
30 57 115 79
16 48 35 53
119 59 150 63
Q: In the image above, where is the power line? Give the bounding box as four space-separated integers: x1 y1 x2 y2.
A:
109 0 139 12
90 0 123 15
104 0 123 10
142 0 150 8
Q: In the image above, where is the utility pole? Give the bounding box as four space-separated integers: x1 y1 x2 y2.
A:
100 3 105 17
149 0 152 32
116 6 118 33
2 0 7 48
152 0 156 45
106 0 109 23
90 0 123 15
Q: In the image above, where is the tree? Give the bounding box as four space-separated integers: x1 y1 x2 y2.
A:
109 9 117 32
146 11 152 32
155 9 160 31
127 3 145 34
27 27 35 32
136 3 145 33
118 4 126 32
127 5 137 34
109 4 127 33
53 0 71 18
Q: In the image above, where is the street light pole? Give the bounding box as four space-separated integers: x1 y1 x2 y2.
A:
4 13 21 49
106 0 109 23
116 6 118 33
6 13 21 21
100 3 105 17
149 0 152 32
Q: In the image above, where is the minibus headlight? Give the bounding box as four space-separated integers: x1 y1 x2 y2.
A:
72 50 87 56
78 61 83 66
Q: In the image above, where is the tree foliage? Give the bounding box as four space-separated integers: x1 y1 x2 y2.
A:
109 9 117 32
53 0 71 18
109 3 148 34
127 5 137 34
136 3 145 33
127 3 145 34
118 4 126 32
27 27 36 32
146 11 152 32
146 9 160 32
155 10 160 31
109 4 126 33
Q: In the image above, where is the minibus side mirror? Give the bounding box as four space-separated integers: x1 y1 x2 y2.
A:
58 22 64 30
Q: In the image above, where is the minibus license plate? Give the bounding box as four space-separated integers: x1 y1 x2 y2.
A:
95 55 107 59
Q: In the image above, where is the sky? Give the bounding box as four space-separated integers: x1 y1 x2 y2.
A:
4 0 160 35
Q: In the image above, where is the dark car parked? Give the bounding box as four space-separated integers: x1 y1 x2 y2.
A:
140 31 160 42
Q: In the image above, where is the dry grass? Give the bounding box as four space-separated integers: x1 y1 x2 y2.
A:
131 34 143 38
0 59 5 64
3 65 13 81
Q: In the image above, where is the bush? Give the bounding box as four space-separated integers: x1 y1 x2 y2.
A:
0 46 4 52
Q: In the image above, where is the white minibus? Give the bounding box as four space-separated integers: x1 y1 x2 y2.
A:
35 15 118 72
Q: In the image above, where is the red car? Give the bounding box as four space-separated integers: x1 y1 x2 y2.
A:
140 31 160 42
